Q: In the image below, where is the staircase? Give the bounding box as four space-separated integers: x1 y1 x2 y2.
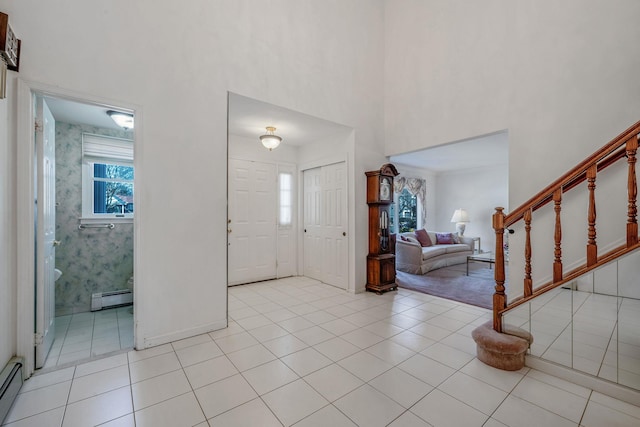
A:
480 120 640 392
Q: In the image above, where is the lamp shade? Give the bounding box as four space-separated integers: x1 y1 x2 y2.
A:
450 209 469 223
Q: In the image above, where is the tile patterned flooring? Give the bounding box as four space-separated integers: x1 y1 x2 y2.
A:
43 306 134 369
4 276 640 426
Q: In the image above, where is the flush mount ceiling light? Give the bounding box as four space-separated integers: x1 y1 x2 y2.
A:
107 110 134 130
259 126 282 151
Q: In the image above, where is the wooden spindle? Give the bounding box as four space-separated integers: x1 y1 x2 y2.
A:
626 135 638 246
523 208 532 297
553 189 563 282
492 207 506 333
587 165 598 266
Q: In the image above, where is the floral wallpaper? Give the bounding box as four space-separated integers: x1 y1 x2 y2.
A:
55 122 134 315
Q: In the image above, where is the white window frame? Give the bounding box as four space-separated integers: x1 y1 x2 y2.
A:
81 133 134 224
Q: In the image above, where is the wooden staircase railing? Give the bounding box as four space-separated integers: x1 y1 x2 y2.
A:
492 120 640 333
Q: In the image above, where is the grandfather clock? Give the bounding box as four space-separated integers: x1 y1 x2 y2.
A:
365 163 399 294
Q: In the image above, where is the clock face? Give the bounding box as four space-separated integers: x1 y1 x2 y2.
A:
380 177 391 201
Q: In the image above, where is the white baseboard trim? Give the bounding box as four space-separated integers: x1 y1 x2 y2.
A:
526 355 640 407
141 320 228 349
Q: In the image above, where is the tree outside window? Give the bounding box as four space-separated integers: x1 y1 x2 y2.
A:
397 188 417 232
93 163 134 214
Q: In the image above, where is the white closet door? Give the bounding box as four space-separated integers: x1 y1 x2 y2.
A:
322 163 348 289
228 159 277 286
303 167 323 281
303 162 348 289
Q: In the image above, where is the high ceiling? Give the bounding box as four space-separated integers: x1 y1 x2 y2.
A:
44 94 508 171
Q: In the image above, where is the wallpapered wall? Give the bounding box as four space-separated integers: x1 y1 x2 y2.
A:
55 122 134 315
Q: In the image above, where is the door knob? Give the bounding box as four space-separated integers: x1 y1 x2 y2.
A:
228 229 232 234
53 240 61 246
343 232 346 236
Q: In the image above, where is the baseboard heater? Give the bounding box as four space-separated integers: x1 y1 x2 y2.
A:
91 289 133 311
1 357 23 425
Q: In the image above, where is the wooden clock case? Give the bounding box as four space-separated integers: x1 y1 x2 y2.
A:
365 163 399 294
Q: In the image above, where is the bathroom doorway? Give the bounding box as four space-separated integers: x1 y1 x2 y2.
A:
34 93 136 370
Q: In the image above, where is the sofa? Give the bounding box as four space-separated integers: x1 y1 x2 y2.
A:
395 230 475 274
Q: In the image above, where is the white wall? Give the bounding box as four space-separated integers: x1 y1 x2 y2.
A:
1 0 385 355
435 166 508 254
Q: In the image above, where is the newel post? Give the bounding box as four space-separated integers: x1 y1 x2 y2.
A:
492 207 506 333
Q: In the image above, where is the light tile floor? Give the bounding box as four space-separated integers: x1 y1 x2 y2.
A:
43 306 134 369
5 276 640 426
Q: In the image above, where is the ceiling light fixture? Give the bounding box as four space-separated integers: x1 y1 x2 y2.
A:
107 110 134 130
259 126 282 151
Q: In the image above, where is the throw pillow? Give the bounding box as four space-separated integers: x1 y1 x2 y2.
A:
435 232 455 244
414 229 433 247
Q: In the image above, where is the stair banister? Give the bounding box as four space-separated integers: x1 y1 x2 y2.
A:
492 120 640 333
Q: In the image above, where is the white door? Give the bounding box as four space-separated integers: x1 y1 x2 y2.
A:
35 97 56 368
322 163 348 288
228 159 277 286
303 162 348 289
303 167 323 281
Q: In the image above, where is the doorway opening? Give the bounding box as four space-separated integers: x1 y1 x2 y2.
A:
389 131 509 306
226 92 354 292
17 83 138 374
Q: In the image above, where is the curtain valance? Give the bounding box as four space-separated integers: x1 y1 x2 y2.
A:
394 177 427 226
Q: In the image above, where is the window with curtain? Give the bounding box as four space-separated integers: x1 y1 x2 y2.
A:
396 188 418 232
392 176 426 232
82 134 134 219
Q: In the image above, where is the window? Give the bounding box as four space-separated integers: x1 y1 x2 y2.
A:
92 164 134 214
82 134 134 220
279 172 292 226
391 177 426 233
396 188 417 232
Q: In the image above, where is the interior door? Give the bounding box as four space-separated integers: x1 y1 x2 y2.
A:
303 162 348 289
35 97 56 368
228 159 277 286
322 163 348 288
303 167 323 281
